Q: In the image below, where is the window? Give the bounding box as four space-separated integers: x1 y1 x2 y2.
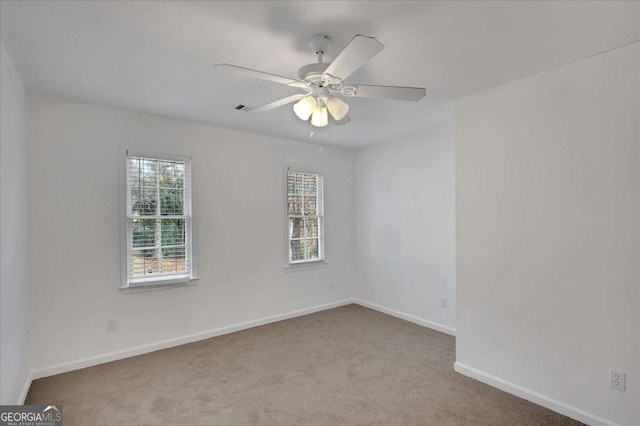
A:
123 150 193 288
287 169 324 264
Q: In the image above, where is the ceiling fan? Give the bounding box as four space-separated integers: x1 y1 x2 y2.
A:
214 34 426 127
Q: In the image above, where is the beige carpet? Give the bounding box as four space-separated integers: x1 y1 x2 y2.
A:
26 304 582 425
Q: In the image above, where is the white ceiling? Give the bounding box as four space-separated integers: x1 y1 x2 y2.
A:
1 1 638 149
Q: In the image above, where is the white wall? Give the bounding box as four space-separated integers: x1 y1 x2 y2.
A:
0 41 30 404
28 95 355 374
355 105 456 334
456 44 639 425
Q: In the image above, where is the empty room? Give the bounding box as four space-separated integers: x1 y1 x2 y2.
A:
0 1 638 425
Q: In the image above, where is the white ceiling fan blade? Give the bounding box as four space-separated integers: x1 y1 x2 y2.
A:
350 84 426 101
333 114 351 126
241 93 306 113
214 64 306 88
323 35 384 82
326 96 350 121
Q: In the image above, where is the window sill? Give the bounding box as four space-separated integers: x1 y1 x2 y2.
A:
284 260 328 273
120 277 199 295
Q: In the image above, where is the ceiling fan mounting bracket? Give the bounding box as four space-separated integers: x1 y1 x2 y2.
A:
309 35 331 56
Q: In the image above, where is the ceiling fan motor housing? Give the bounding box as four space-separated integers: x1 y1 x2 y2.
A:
297 62 330 85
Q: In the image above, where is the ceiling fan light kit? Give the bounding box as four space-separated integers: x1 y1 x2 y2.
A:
215 34 426 128
293 96 315 121
310 104 329 127
326 96 349 121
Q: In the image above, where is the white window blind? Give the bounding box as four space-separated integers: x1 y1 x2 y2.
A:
287 169 324 264
125 152 192 286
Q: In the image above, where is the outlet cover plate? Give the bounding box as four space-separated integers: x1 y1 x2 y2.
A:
610 369 626 391
106 320 117 333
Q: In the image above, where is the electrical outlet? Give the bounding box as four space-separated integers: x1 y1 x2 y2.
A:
610 369 626 391
106 319 117 333
440 298 448 309
328 281 334 290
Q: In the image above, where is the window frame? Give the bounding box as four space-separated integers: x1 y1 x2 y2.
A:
120 146 196 291
285 166 325 268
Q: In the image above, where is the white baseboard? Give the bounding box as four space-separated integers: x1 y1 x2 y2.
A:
30 299 356 381
21 299 618 426
454 362 618 426
26 299 454 399
18 374 33 404
354 299 456 336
